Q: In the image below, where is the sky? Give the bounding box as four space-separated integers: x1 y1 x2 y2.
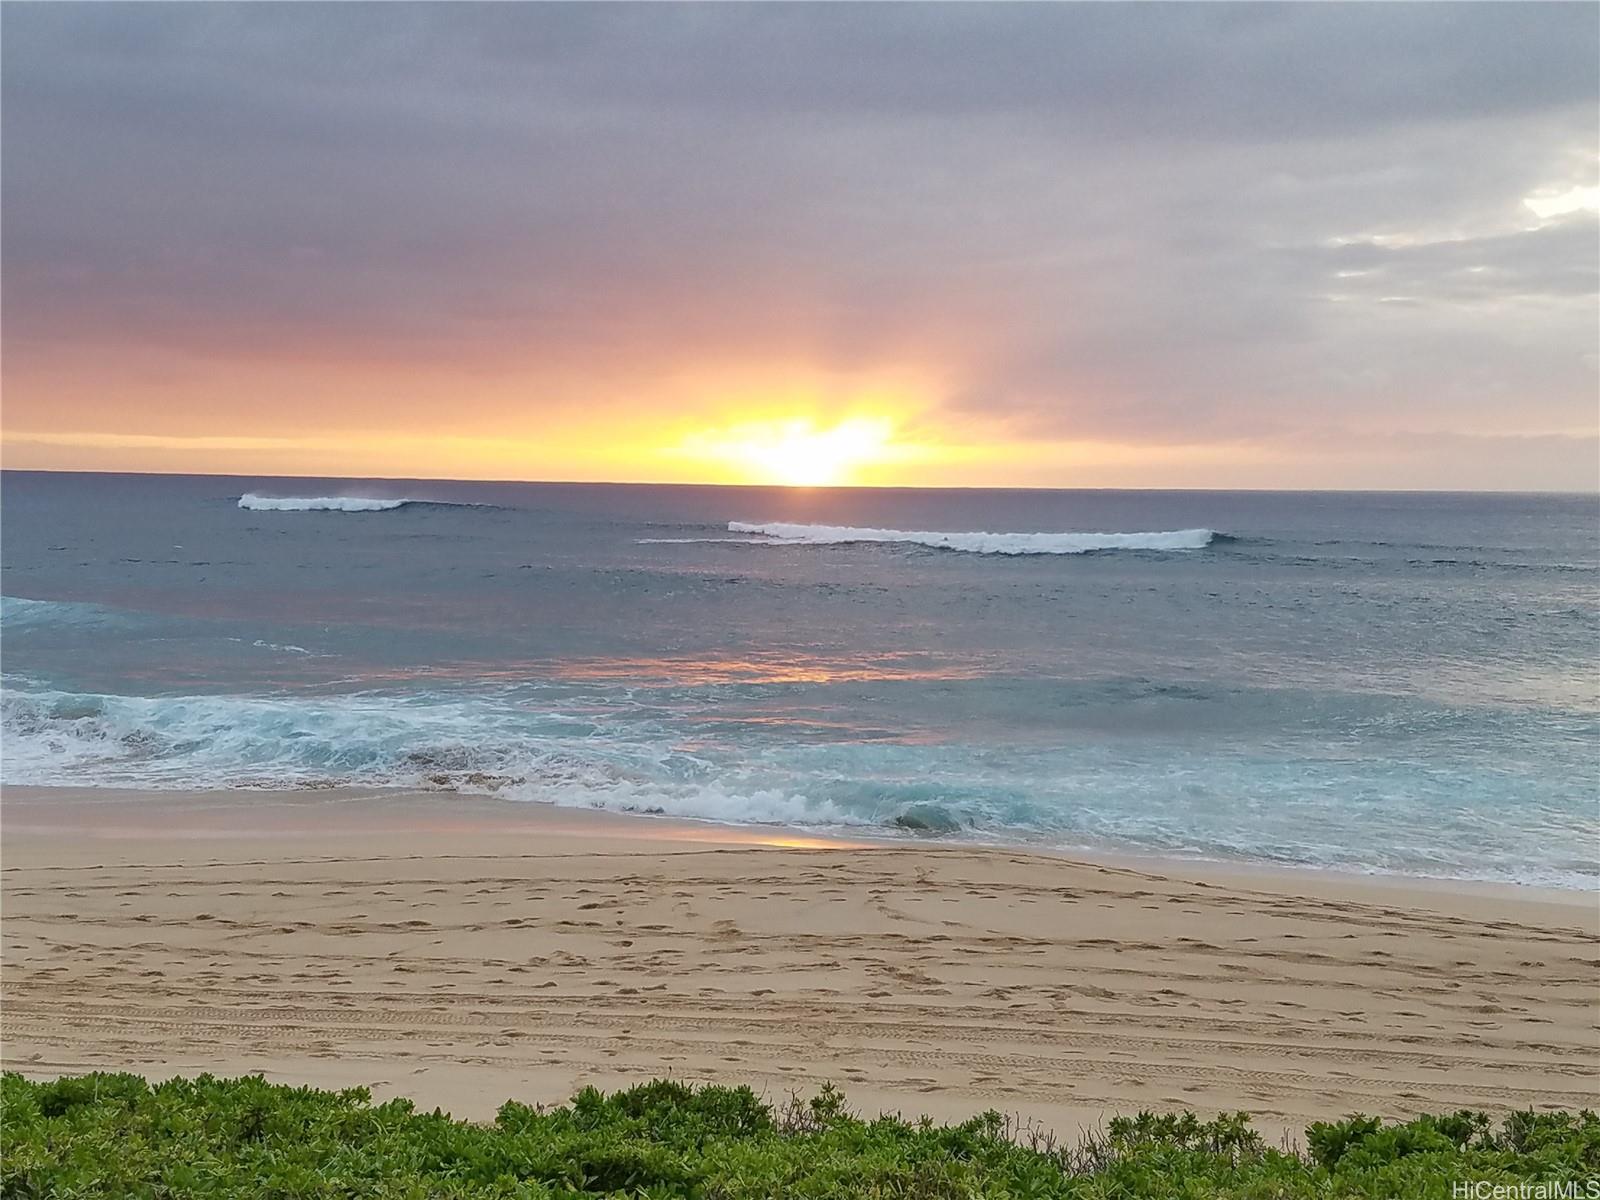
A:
3 3 1597 490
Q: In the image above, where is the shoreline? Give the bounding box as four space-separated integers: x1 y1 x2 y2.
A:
3 783 1589 910
5 784 1597 1140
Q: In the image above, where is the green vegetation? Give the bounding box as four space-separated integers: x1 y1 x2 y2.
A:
3 1072 1597 1198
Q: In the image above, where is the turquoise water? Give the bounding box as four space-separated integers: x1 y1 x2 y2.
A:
3 471 1596 887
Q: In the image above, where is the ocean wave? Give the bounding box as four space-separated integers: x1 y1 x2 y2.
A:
240 494 407 512
3 681 1593 888
0 685 868 829
727 521 1222 555
0 686 575 788
0 684 971 838
237 494 498 513
1 595 138 630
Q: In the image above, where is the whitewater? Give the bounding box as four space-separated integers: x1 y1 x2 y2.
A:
237 493 498 512
728 521 1219 554
239 493 409 512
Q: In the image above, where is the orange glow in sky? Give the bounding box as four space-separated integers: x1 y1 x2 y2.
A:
1 352 1592 491
678 416 904 486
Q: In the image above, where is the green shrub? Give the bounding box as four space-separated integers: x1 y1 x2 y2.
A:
2 1071 1596 1198
1306 1114 1384 1168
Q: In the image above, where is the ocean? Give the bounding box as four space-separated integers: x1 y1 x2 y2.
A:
3 471 1596 888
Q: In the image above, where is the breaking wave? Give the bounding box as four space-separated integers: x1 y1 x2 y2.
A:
0 684 869 829
238 494 497 513
727 522 1222 555
240 494 406 512
3 680 1592 887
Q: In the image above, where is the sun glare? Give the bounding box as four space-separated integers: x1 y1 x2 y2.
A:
684 417 897 486
1522 183 1600 221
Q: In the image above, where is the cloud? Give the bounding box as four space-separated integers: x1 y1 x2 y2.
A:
2 3 1596 487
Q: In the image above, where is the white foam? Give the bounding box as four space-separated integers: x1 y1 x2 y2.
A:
0 684 870 831
508 776 870 829
3 681 1591 888
239 494 407 512
727 522 1218 555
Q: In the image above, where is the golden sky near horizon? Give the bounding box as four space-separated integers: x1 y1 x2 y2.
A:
5 335 1594 489
8 351 1584 491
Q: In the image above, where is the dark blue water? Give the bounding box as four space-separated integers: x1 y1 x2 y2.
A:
4 471 1597 886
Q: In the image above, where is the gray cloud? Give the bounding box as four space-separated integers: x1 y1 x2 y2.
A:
2 2 1596 483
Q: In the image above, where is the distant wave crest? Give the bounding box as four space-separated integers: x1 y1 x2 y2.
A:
727 521 1222 555
240 494 406 512
238 494 496 513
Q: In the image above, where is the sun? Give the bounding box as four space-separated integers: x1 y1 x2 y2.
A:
746 418 894 486
683 416 897 486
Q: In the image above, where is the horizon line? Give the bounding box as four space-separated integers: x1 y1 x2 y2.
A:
1 465 1595 498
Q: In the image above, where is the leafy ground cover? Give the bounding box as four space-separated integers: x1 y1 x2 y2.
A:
3 1072 1597 1198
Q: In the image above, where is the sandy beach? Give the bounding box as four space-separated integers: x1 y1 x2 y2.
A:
3 786 1596 1140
